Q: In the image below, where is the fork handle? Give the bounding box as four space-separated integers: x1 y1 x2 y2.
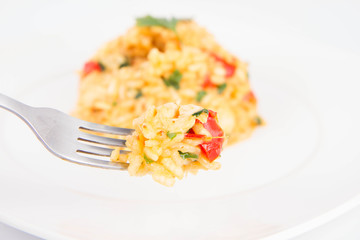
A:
0 93 34 121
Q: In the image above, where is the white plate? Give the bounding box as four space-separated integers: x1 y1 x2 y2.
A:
1 1 360 239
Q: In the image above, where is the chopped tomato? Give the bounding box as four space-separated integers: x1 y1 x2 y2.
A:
83 61 102 76
202 74 216 88
210 53 236 78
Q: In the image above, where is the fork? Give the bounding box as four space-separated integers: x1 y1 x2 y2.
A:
0 93 134 170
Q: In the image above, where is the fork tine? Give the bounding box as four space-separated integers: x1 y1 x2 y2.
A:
76 144 114 157
78 131 127 147
65 153 129 170
79 120 134 136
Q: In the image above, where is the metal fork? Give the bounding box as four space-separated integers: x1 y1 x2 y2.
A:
0 93 134 170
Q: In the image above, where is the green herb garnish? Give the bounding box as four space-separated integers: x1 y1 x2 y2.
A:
144 154 154 164
167 131 179 140
112 101 117 107
217 83 227 94
178 151 199 160
119 58 130 68
136 15 180 32
196 90 207 102
192 108 209 117
98 61 106 71
135 90 143 99
162 70 182 90
254 116 262 125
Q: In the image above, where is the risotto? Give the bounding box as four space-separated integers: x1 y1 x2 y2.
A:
74 16 261 144
74 16 262 185
111 103 225 186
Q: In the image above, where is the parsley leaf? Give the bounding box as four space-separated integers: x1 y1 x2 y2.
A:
135 90 143 99
196 90 207 102
119 58 130 68
144 154 154 164
178 151 198 160
112 101 117 107
136 15 180 32
167 131 179 140
254 116 262 125
163 70 182 90
98 61 106 71
192 108 209 117
217 83 227 94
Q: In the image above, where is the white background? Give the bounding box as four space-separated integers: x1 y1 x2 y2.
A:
1 0 359 239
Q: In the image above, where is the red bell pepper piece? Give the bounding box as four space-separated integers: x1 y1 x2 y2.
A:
223 63 236 78
186 109 224 162
209 110 217 118
187 128 194 134
202 74 216 88
210 53 236 78
198 110 225 162
200 138 224 162
83 61 102 76
185 133 207 139
202 110 224 137
243 91 256 102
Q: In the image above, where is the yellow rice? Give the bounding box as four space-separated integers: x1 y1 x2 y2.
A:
112 103 223 186
74 19 260 145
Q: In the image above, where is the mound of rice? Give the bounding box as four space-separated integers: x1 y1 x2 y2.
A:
74 16 261 145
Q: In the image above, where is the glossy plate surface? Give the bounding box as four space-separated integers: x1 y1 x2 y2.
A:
0 1 360 239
